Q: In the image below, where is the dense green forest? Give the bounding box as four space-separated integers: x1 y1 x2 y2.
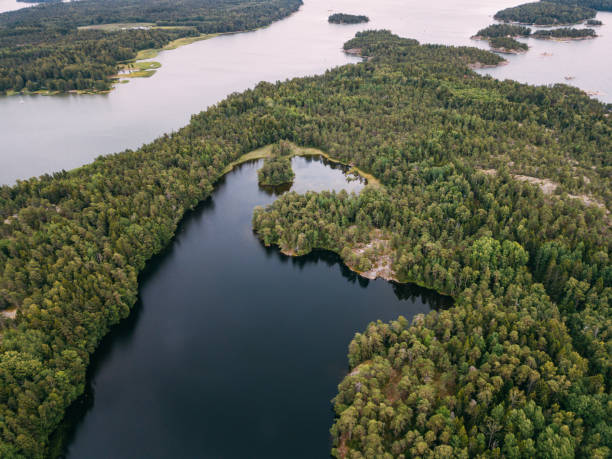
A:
473 26 529 54
532 27 596 38
328 13 369 24
549 0 612 11
481 0 603 53
474 24 532 38
488 36 529 52
494 1 596 24
0 0 302 94
0 30 610 457
257 141 295 186
251 31 611 458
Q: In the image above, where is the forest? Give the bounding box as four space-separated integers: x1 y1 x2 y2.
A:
0 0 302 94
481 0 603 54
532 27 596 38
488 36 529 52
474 24 532 38
0 30 610 458
328 13 370 24
472 26 529 54
494 1 596 24
549 0 612 11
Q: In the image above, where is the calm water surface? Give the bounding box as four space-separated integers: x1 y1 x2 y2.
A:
56 157 451 458
1 0 610 184
483 13 612 98
0 0 37 13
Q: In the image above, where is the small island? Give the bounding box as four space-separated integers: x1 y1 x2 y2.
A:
532 27 597 39
489 36 529 53
494 1 596 25
257 141 295 186
328 13 369 24
473 24 532 39
586 18 603 25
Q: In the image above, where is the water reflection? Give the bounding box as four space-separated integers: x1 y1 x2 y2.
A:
258 182 292 196
264 247 453 309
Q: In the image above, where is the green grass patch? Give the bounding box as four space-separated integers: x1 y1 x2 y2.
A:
130 61 161 71
78 22 156 31
117 60 161 78
77 23 195 32
134 48 160 60
121 69 156 78
133 33 218 61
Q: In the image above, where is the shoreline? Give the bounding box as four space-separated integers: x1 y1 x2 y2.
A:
471 34 527 40
495 19 593 27
2 33 219 98
279 244 399 282
273 243 454 299
0 0 305 99
1 22 284 98
468 60 509 69
532 35 596 41
490 46 528 54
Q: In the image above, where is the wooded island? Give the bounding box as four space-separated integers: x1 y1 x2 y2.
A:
328 13 369 24
257 141 295 186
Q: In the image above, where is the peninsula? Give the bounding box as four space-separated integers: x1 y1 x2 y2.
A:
0 0 302 95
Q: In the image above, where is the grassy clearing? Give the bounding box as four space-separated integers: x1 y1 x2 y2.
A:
133 48 159 60
222 142 382 188
222 145 275 174
78 22 156 31
120 33 218 79
5 88 112 96
120 69 156 78
77 23 195 32
117 60 161 78
132 61 161 70
133 33 218 61
162 34 218 50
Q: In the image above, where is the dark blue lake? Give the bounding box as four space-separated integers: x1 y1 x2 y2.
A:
55 157 450 458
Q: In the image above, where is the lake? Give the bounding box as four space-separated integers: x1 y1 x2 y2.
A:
54 157 451 458
1 0 610 184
